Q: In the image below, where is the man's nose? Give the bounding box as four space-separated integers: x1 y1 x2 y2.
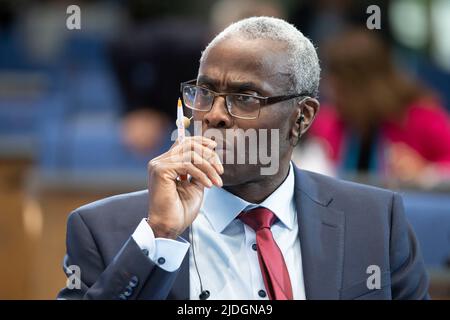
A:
203 96 233 128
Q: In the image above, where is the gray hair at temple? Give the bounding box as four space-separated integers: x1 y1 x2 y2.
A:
200 16 320 98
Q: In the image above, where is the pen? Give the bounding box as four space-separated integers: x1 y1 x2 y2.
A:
177 98 185 141
177 98 188 181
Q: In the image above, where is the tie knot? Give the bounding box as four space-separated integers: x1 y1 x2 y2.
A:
238 207 277 231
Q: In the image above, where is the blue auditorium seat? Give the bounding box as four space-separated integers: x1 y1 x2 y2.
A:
38 109 174 172
401 191 450 268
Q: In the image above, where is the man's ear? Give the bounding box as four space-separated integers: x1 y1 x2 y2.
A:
290 97 320 144
299 97 320 135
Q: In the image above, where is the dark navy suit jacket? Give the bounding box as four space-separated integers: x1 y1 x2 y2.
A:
57 167 429 300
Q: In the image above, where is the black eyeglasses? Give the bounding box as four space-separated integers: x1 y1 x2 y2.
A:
180 79 310 120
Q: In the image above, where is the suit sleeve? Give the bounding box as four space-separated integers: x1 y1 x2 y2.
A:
389 193 430 300
57 210 183 300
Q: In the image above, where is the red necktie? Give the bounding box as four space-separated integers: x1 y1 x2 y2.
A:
238 207 293 300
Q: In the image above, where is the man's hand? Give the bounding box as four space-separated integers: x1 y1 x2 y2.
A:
147 136 224 239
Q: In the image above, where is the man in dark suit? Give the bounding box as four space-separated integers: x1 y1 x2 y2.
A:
58 17 429 300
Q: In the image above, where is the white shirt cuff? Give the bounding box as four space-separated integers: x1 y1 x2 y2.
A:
132 218 190 272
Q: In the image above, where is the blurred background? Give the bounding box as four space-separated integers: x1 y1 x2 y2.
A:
1 0 450 299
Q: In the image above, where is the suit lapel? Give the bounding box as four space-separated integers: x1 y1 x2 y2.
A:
168 227 190 300
293 167 345 299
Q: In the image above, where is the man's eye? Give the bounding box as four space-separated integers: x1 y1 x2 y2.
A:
198 88 212 97
236 95 257 103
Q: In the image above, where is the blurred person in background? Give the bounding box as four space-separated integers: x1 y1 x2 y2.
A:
110 18 208 155
309 29 450 187
113 0 284 155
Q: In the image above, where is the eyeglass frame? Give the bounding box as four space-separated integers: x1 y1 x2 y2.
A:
180 79 311 120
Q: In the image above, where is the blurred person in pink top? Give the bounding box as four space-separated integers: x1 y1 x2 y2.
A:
309 29 450 187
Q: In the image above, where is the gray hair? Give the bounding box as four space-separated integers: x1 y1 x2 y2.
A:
200 16 320 97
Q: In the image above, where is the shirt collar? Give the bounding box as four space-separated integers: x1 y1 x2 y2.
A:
202 162 295 233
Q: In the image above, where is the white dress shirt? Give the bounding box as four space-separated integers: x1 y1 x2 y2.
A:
132 162 306 300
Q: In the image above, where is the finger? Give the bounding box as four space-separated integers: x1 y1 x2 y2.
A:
172 140 223 175
185 136 217 149
182 162 214 188
186 141 224 175
169 136 217 157
170 135 217 152
161 160 213 188
184 151 223 187
187 176 207 190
